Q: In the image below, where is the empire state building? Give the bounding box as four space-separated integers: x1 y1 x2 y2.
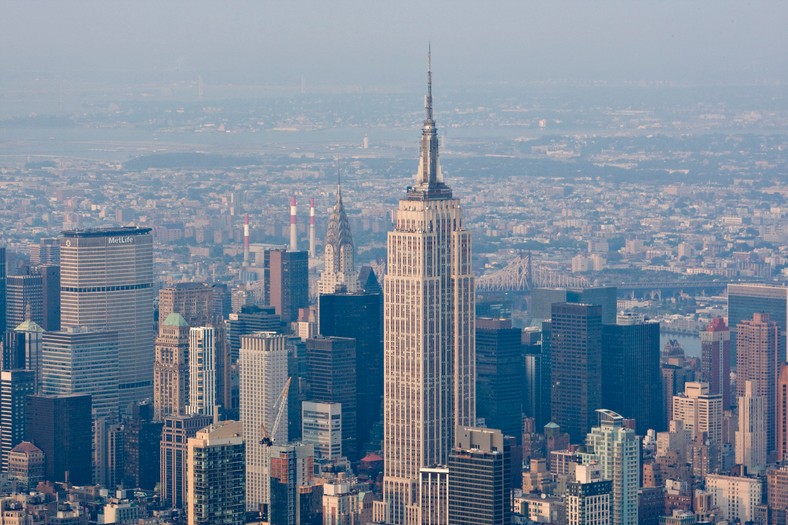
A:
375 52 475 525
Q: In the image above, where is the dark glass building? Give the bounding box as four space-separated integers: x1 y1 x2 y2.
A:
602 316 663 434
700 318 732 409
476 318 523 442
269 250 309 324
448 427 511 525
531 286 617 325
305 336 357 459
728 283 787 366
227 305 282 362
5 273 43 330
25 393 92 485
0 370 35 471
318 291 383 456
160 414 213 508
6 265 62 332
123 401 163 490
38 265 60 332
0 246 6 337
550 303 602 443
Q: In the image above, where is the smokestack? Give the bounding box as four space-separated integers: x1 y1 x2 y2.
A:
290 196 297 251
309 198 316 258
243 214 250 265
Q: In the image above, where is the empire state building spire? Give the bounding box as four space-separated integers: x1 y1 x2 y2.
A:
412 45 448 197
374 51 475 525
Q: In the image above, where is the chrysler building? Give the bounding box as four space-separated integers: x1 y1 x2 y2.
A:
317 178 358 296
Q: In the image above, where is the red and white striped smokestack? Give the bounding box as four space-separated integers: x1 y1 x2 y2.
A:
290 196 298 251
309 198 316 258
243 213 250 264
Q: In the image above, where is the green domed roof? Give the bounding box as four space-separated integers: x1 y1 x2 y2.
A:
163 312 189 327
15 319 44 333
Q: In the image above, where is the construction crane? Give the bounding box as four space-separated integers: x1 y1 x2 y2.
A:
260 376 291 447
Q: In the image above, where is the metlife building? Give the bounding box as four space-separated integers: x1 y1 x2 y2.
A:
60 227 154 410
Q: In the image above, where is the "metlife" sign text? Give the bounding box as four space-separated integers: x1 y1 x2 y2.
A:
107 236 134 245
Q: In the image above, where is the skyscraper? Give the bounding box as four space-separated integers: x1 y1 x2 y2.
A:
60 227 154 408
5 265 60 332
160 414 213 509
767 465 788 525
0 247 6 338
48 324 125 489
239 332 288 513
30 237 60 266
4 317 43 389
227 305 282 362
735 380 766 472
601 314 662 434
187 327 217 416
672 382 723 454
306 336 357 459
0 370 35 471
318 291 383 456
778 364 788 462
530 286 617 326
186 420 246 525
41 327 119 420
158 282 225 328
268 443 319 525
38 264 61 331
476 318 522 441
447 427 511 525
123 401 163 490
700 318 732 409
154 313 190 420
550 302 602 443
728 283 787 363
736 313 779 456
375 53 475 525
301 401 342 460
5 273 43 329
269 249 309 324
317 181 358 295
25 393 92 485
585 410 639 525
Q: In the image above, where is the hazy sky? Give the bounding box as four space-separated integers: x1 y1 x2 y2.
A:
1 0 786 91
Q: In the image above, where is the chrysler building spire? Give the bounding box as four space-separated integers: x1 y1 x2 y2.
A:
317 167 358 295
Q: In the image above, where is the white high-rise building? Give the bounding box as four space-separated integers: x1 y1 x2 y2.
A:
239 332 288 513
672 382 723 447
705 473 762 523
60 227 154 408
735 380 767 472
187 327 217 417
374 51 475 525
302 401 342 460
317 182 357 296
585 410 639 525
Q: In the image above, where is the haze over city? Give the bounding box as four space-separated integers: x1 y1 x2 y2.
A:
0 2 787 525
